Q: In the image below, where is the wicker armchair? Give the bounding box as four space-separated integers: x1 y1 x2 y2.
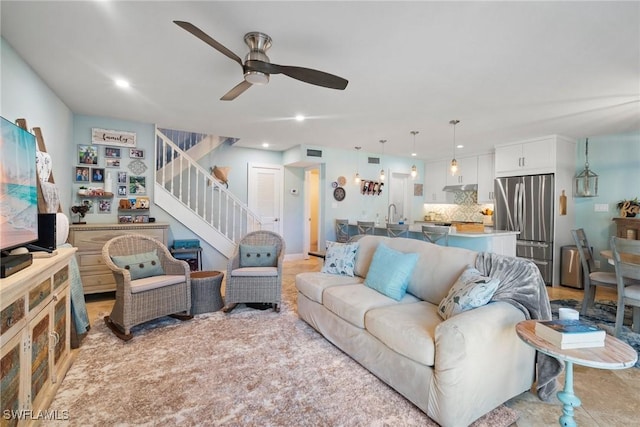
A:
224 230 286 313
102 234 192 340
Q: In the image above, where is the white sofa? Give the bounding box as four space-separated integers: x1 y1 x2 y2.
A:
295 235 543 427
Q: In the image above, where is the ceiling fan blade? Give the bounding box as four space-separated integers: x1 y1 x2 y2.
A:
220 80 253 101
246 60 348 90
174 21 243 68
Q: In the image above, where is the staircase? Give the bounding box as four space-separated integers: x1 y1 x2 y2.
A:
154 128 261 258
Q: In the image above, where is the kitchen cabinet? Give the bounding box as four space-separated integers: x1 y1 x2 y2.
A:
424 160 448 203
1 247 76 425
68 222 169 294
495 136 561 176
476 153 495 203
446 156 478 186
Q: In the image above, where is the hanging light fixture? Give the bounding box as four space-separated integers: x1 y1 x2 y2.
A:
449 119 460 175
410 131 418 179
379 139 386 181
354 146 362 184
574 138 598 197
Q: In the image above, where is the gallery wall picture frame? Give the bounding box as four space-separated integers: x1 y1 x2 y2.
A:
98 199 112 213
117 171 128 184
129 175 146 194
91 168 105 182
118 215 133 223
78 144 98 165
106 159 121 168
75 166 90 182
81 199 94 213
104 146 121 158
414 183 423 197
92 128 136 148
117 185 127 196
129 148 145 159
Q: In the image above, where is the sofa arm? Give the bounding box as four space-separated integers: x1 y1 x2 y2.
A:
428 301 535 427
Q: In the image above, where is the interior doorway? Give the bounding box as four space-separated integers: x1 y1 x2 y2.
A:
304 167 322 258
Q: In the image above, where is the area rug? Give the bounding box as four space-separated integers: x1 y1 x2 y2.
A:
47 285 519 426
550 299 640 368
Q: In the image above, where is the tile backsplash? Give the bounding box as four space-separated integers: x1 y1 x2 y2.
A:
423 191 494 223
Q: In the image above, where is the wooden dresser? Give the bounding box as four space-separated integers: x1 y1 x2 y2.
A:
1 247 76 425
68 223 169 294
613 217 640 240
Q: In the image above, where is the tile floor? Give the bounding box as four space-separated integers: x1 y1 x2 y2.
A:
82 258 639 426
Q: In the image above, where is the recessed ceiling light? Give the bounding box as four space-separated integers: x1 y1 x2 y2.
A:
411 152 417 157
457 144 464 149
295 114 305 122
115 79 130 88
262 142 269 148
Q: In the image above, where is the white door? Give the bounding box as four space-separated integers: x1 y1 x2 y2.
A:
248 163 283 234
303 167 321 259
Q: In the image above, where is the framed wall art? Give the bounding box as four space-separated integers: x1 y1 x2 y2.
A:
75 166 90 182
129 175 146 194
106 159 121 168
104 147 121 158
78 145 98 165
92 128 136 148
129 148 145 159
91 168 105 182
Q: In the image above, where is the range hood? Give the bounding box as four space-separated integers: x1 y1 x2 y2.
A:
442 184 478 192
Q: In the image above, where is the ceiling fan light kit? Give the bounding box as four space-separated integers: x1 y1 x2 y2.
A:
174 21 348 101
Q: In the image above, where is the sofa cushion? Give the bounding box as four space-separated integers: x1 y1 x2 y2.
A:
320 240 359 276
296 272 363 304
239 244 278 267
438 265 500 320
111 250 165 280
352 235 478 305
365 301 441 366
364 243 419 300
323 283 419 328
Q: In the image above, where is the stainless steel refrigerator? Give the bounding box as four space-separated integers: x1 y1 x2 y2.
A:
494 174 554 284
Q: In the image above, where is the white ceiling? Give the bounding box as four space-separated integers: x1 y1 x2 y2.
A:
1 1 638 161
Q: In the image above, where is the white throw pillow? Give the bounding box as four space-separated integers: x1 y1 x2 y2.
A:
321 241 359 277
438 265 500 320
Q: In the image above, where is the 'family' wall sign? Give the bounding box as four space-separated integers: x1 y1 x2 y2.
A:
92 128 137 147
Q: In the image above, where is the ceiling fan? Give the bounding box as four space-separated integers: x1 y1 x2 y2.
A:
174 21 349 101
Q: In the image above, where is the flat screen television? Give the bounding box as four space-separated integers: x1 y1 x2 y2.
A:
0 116 39 254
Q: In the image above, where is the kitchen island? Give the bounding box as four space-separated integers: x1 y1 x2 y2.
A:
347 222 519 257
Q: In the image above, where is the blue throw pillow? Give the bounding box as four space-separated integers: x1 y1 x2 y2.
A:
364 243 419 301
239 244 278 267
111 250 165 280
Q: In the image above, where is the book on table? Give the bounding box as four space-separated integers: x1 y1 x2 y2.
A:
534 319 606 349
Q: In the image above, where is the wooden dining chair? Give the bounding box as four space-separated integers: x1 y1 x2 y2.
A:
357 221 375 235
386 223 409 238
610 236 640 337
335 219 350 243
422 225 450 246
571 229 618 316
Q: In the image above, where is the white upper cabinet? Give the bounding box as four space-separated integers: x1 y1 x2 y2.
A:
494 136 555 176
445 156 478 186
477 153 495 203
424 160 448 203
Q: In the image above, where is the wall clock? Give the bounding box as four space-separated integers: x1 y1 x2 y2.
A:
333 187 346 202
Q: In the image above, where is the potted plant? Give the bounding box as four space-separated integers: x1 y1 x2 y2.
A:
617 197 640 218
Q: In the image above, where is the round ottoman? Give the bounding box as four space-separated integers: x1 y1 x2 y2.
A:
190 271 224 314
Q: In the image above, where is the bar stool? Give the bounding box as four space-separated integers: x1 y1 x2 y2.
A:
387 223 409 238
422 225 450 246
357 221 375 235
335 219 350 243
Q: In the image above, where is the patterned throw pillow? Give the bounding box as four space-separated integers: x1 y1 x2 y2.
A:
364 243 419 301
321 241 359 277
438 265 501 320
111 250 165 280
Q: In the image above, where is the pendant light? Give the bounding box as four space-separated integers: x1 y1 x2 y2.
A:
379 139 386 181
354 146 362 184
449 119 460 175
574 138 598 197
410 131 419 179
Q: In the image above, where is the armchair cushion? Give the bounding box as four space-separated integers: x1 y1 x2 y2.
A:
111 250 165 280
239 244 278 267
438 265 500 320
130 274 187 293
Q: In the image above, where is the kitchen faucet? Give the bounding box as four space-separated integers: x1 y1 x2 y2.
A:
387 203 397 224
